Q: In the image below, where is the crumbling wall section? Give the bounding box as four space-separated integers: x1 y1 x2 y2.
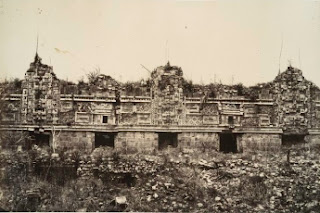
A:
310 86 320 128
21 54 60 124
151 63 184 125
178 132 219 151
271 67 312 134
238 133 281 152
114 131 158 152
311 105 320 128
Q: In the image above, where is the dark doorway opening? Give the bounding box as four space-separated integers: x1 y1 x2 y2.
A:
95 132 115 148
158 133 178 150
282 134 306 146
219 133 237 153
27 132 50 149
228 116 234 125
102 116 108 124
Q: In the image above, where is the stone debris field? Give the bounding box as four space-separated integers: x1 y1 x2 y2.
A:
0 144 319 212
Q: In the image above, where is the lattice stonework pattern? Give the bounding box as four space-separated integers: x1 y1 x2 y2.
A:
136 103 151 112
77 103 92 113
202 104 218 115
60 110 75 124
185 115 203 125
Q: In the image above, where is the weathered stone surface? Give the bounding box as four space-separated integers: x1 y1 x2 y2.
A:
238 133 281 152
115 132 158 152
1 55 320 152
56 131 94 152
178 132 219 150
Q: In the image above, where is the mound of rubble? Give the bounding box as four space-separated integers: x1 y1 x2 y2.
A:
1 146 320 212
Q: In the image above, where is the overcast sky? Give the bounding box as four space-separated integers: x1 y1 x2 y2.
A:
0 0 320 86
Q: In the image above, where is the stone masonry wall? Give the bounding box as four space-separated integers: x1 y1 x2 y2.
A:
305 134 320 146
238 133 281 152
56 131 94 152
115 131 158 152
178 132 219 151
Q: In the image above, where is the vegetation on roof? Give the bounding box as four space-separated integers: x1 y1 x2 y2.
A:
1 66 319 99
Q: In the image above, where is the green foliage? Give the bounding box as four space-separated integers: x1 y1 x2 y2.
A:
0 78 23 94
244 86 260 101
13 78 22 90
234 83 245 96
86 68 101 85
77 79 90 94
163 61 183 76
77 79 87 88
0 65 273 100
158 76 172 91
238 175 268 206
182 79 194 96
121 80 150 96
207 83 218 98
60 79 77 94
1 146 320 212
0 131 30 150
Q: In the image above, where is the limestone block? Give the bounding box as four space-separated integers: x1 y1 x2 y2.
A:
79 137 89 144
127 139 137 148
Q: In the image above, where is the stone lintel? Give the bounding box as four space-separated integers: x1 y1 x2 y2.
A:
308 129 320 135
0 125 283 134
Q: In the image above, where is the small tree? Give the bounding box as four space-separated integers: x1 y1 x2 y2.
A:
86 67 101 85
50 125 61 153
234 83 245 96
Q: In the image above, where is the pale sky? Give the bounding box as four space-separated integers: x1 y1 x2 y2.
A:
0 0 320 86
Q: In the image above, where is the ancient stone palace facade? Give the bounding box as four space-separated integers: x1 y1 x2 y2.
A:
1 54 320 152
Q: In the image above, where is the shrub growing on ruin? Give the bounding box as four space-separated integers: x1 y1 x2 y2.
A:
238 175 268 206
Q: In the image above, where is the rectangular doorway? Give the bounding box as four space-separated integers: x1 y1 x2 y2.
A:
158 133 178 150
27 132 50 149
95 132 116 148
282 134 306 146
219 133 237 153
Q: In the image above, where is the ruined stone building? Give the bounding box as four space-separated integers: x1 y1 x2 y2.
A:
1 54 320 152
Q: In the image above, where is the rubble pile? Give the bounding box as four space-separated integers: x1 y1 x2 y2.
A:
77 147 164 180
73 148 320 212
191 152 320 212
1 147 320 212
97 155 161 175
